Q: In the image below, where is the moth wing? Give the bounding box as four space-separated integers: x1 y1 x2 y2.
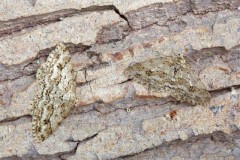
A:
124 56 210 105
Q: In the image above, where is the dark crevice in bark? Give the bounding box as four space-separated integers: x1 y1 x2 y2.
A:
0 9 79 37
59 133 100 159
1 155 62 160
2 141 78 160
66 132 99 144
85 61 112 72
1 133 89 160
118 79 133 85
209 84 240 94
0 5 131 38
35 42 90 59
0 113 102 159
186 46 229 62
190 0 240 15
114 130 240 160
0 71 36 83
84 50 108 69
0 114 31 126
111 6 133 30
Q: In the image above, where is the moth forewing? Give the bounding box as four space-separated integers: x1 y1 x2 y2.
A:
30 43 76 142
123 54 210 105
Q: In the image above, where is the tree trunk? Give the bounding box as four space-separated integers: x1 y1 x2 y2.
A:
1 0 240 159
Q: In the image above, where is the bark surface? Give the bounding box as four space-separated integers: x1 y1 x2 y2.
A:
0 0 240 159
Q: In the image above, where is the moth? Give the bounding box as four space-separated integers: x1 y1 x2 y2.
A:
30 43 76 142
124 55 210 105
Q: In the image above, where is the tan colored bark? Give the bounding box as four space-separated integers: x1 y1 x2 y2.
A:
0 0 240 159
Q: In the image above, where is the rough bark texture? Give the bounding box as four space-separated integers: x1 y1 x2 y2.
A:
1 0 240 159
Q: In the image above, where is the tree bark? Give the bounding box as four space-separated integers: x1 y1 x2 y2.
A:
0 0 240 159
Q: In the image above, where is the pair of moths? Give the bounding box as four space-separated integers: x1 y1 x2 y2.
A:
30 44 210 142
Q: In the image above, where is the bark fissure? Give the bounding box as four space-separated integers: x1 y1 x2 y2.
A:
0 84 239 125
0 115 31 126
113 130 240 160
0 5 131 38
59 132 102 159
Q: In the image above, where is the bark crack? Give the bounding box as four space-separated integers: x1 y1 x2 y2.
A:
111 5 133 30
59 131 104 159
0 5 132 38
0 84 239 125
113 130 240 160
0 114 31 126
